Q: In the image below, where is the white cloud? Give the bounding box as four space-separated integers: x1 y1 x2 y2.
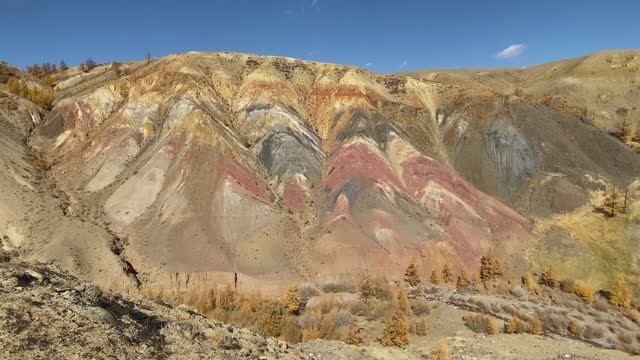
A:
311 0 318 7
496 44 526 59
399 59 408 69
364 62 373 68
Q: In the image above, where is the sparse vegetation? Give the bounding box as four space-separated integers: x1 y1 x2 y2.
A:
6 77 53 109
111 61 122 76
216 283 235 311
80 59 98 72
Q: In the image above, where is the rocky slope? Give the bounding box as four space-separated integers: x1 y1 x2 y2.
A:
1 252 636 360
1 51 639 299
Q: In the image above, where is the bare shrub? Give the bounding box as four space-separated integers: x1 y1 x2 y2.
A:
429 342 450 360
504 317 528 334
537 310 567 332
321 282 355 294
583 324 604 339
463 313 499 334
560 278 576 293
618 331 634 344
300 285 320 303
358 275 393 302
594 298 611 312
623 308 640 325
365 298 393 321
410 316 428 336
280 315 302 343
80 59 98 72
522 272 541 295
216 283 236 311
314 295 337 315
527 315 544 335
349 300 367 316
300 312 338 342
410 299 432 316
328 308 352 328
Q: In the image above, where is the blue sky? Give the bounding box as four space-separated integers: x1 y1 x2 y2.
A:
1 0 638 72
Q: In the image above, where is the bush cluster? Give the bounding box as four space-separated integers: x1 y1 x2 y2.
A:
6 77 53 109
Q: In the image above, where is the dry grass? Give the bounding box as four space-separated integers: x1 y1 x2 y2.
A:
321 282 355 294
6 77 53 109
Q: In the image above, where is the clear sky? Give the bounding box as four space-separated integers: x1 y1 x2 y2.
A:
1 0 638 72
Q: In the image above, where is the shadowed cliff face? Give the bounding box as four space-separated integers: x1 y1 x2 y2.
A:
20 52 640 293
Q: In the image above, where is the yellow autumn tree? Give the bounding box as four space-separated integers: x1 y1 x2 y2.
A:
610 275 632 308
404 263 421 287
480 250 503 284
281 284 302 315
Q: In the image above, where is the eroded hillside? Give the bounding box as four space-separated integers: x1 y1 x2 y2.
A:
1 51 639 299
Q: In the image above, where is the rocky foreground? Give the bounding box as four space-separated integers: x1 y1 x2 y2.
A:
1 251 634 360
